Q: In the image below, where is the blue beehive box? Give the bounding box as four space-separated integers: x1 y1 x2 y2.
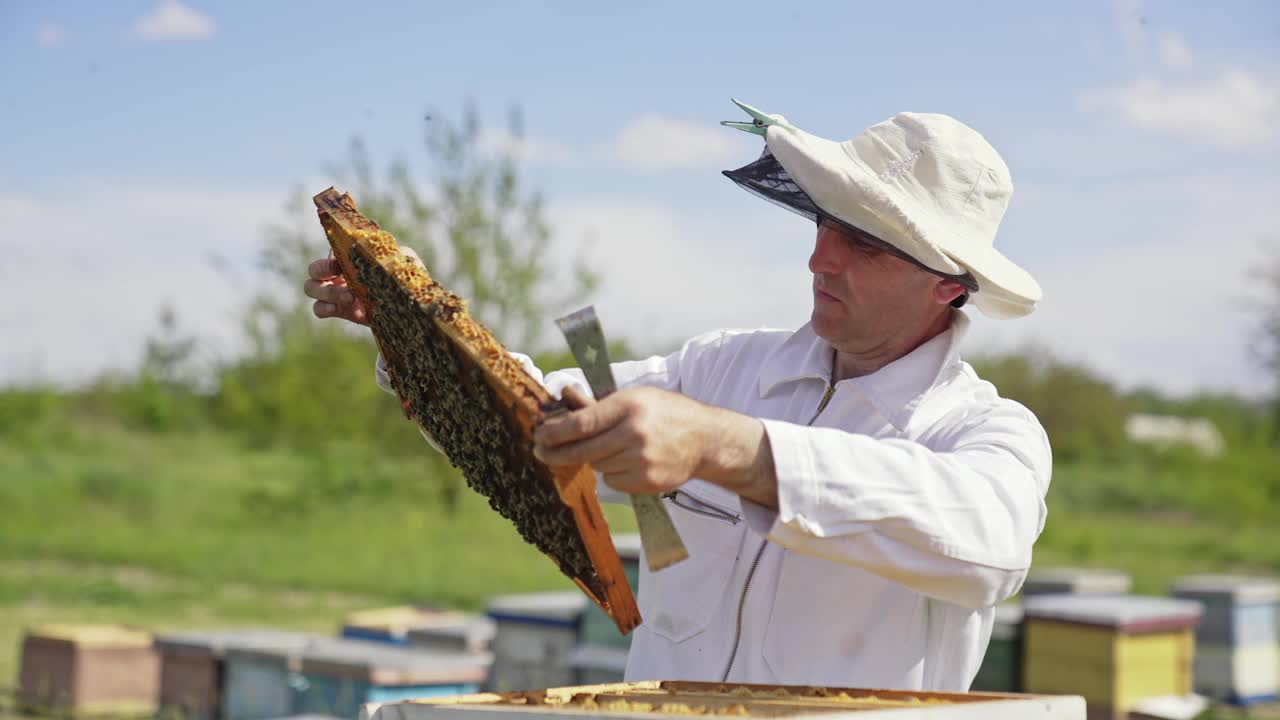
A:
485 591 585 692
159 628 316 720
340 606 456 646
222 633 320 720
407 615 495 655
294 638 489 719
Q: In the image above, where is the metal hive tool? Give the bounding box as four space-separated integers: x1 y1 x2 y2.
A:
313 188 641 634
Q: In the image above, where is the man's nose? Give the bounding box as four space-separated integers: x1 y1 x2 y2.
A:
808 227 848 274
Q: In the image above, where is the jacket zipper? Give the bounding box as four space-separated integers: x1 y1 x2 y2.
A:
664 490 741 525
721 381 836 681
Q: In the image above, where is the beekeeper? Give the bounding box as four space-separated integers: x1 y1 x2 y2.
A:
304 101 1051 692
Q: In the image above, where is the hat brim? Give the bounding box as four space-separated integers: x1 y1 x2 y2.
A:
762 126 1042 319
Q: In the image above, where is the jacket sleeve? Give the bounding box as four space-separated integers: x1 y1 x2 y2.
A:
741 401 1051 610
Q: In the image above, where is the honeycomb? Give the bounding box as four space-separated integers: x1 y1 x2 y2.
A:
313 188 638 632
479 684 948 717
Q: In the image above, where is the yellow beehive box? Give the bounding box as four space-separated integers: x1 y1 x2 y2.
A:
342 606 468 645
1022 595 1200 717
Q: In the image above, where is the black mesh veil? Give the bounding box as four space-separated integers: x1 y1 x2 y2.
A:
722 150 979 296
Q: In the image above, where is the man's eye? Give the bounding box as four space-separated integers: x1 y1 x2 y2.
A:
850 239 883 256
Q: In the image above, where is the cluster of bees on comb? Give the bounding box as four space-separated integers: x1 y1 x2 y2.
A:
338 228 607 603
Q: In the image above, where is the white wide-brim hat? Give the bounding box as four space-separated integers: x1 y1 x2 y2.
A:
724 110 1041 319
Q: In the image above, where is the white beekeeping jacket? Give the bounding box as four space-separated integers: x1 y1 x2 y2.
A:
377 311 1051 691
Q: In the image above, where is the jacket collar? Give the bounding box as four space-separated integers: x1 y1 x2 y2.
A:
758 311 969 431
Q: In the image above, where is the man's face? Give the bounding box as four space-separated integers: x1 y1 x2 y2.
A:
808 220 948 350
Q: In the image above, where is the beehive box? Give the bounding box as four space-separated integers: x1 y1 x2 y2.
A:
1021 568 1131 597
970 605 1023 693
568 645 629 686
343 607 466 646
577 535 643 651
1022 595 1200 719
313 188 637 635
360 681 1085 720
223 635 330 720
294 639 490 720
1170 575 1279 648
1170 574 1279 704
17 624 159 717
485 592 586 692
1192 645 1278 705
156 629 315 720
408 615 498 656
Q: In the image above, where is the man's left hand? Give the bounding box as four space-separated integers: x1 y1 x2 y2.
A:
533 386 709 496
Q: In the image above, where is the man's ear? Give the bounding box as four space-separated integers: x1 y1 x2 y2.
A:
933 279 968 307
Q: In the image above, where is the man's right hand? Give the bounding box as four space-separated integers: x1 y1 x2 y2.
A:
304 246 427 326
304 256 368 325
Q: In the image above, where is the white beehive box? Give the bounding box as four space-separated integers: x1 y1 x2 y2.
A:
485 592 586 693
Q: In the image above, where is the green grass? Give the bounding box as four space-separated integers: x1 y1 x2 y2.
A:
0 420 636 606
0 418 637 692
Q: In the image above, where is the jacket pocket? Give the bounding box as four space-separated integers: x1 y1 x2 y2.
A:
762 551 928 687
637 480 744 643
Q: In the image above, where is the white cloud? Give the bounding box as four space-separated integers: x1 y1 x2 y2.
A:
1080 69 1279 149
1157 31 1192 69
476 128 576 165
1 181 279 386
966 171 1280 396
545 200 809 348
1083 7 1279 149
614 115 749 171
132 0 216 42
36 24 65 49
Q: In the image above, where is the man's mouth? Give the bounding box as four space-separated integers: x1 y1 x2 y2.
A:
813 283 841 304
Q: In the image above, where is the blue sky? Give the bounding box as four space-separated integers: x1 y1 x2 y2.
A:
3 1 1278 394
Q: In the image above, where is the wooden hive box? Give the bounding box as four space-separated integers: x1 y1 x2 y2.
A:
342 607 467 647
567 645 630 687
408 616 498 656
1170 574 1280 705
313 188 638 636
155 629 315 720
1022 595 1201 720
295 639 490 720
359 680 1085 720
1170 574 1279 647
17 624 159 718
223 634 329 720
485 592 586 693
1021 568 1131 598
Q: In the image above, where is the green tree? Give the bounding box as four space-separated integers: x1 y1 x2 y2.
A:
971 350 1132 463
1260 244 1280 423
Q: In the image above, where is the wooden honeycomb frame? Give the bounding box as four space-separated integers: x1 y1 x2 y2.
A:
313 187 640 634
